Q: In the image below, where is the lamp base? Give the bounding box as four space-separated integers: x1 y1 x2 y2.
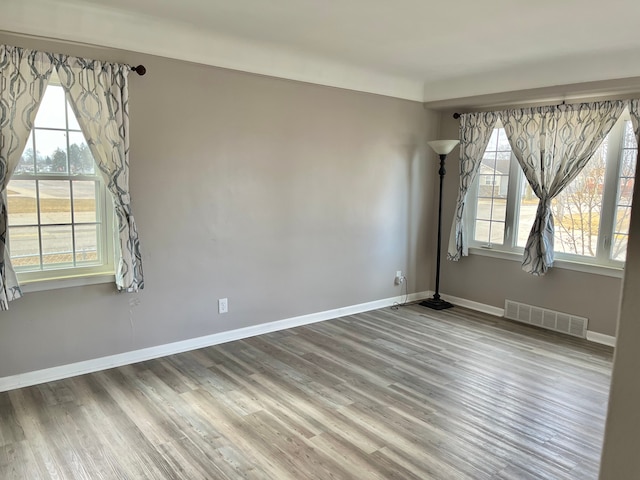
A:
419 297 454 310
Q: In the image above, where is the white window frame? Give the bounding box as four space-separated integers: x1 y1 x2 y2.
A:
8 77 116 291
465 113 635 278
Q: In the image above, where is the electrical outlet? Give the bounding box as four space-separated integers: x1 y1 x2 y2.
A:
395 271 405 285
218 298 228 314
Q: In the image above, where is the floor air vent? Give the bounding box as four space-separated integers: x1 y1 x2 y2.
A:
504 300 588 338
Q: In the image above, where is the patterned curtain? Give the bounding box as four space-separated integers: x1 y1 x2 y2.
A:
56 58 144 292
628 99 640 144
0 46 53 309
447 111 499 261
502 101 625 275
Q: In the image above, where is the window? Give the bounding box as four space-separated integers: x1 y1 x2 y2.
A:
611 120 637 261
467 113 638 268
8 74 115 284
472 127 514 246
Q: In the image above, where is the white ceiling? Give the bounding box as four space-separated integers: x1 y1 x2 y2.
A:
3 0 640 102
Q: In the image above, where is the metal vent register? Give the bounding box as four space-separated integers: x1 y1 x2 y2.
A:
504 300 587 338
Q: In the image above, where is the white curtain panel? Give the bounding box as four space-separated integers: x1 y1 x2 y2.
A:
0 46 53 309
56 58 144 292
447 111 499 261
628 99 640 144
502 100 625 275
628 100 640 210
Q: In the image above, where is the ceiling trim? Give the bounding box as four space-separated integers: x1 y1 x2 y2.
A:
425 76 640 111
0 0 424 101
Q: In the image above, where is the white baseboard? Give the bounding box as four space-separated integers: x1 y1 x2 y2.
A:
438 291 506 317
439 291 616 347
586 331 617 347
1 289 614 392
0 290 429 392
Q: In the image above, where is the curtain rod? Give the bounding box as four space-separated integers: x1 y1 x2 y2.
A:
130 65 146 76
452 100 576 119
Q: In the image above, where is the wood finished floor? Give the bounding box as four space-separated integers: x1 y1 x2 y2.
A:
0 305 613 479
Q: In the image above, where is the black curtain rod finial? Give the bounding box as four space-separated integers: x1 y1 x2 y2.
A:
453 112 461 119
131 65 146 76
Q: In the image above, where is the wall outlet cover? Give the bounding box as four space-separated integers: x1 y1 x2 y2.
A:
218 298 228 314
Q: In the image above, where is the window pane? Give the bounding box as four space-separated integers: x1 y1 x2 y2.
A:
486 129 500 150
68 133 95 174
496 129 511 151
34 85 67 129
34 129 68 174
550 146 607 257
41 225 73 268
478 174 496 190
493 175 508 196
482 155 497 171
75 224 99 265
39 181 71 224
614 206 632 235
474 220 491 244
482 152 510 172
621 148 636 178
496 151 511 162
478 177 508 197
73 181 98 223
476 198 492 221
7 180 38 226
623 120 636 149
490 222 505 244
16 132 35 174
618 177 634 206
612 234 629 262
517 183 537 247
473 128 510 247
9 226 40 270
612 121 638 261
491 198 507 222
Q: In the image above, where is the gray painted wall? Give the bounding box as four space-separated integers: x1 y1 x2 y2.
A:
438 113 622 337
0 32 438 377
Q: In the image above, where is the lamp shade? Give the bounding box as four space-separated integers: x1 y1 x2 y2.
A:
428 139 459 155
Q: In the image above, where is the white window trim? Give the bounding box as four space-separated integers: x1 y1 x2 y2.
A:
468 246 624 278
20 273 116 293
465 113 634 276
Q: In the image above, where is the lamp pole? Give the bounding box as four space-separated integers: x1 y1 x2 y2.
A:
420 140 458 310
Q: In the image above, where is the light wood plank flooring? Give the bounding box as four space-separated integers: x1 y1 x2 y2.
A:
0 305 613 479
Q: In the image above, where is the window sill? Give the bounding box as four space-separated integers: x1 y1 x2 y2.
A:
19 273 116 293
468 247 624 279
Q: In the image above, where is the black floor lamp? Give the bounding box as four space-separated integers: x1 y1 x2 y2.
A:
420 139 459 311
